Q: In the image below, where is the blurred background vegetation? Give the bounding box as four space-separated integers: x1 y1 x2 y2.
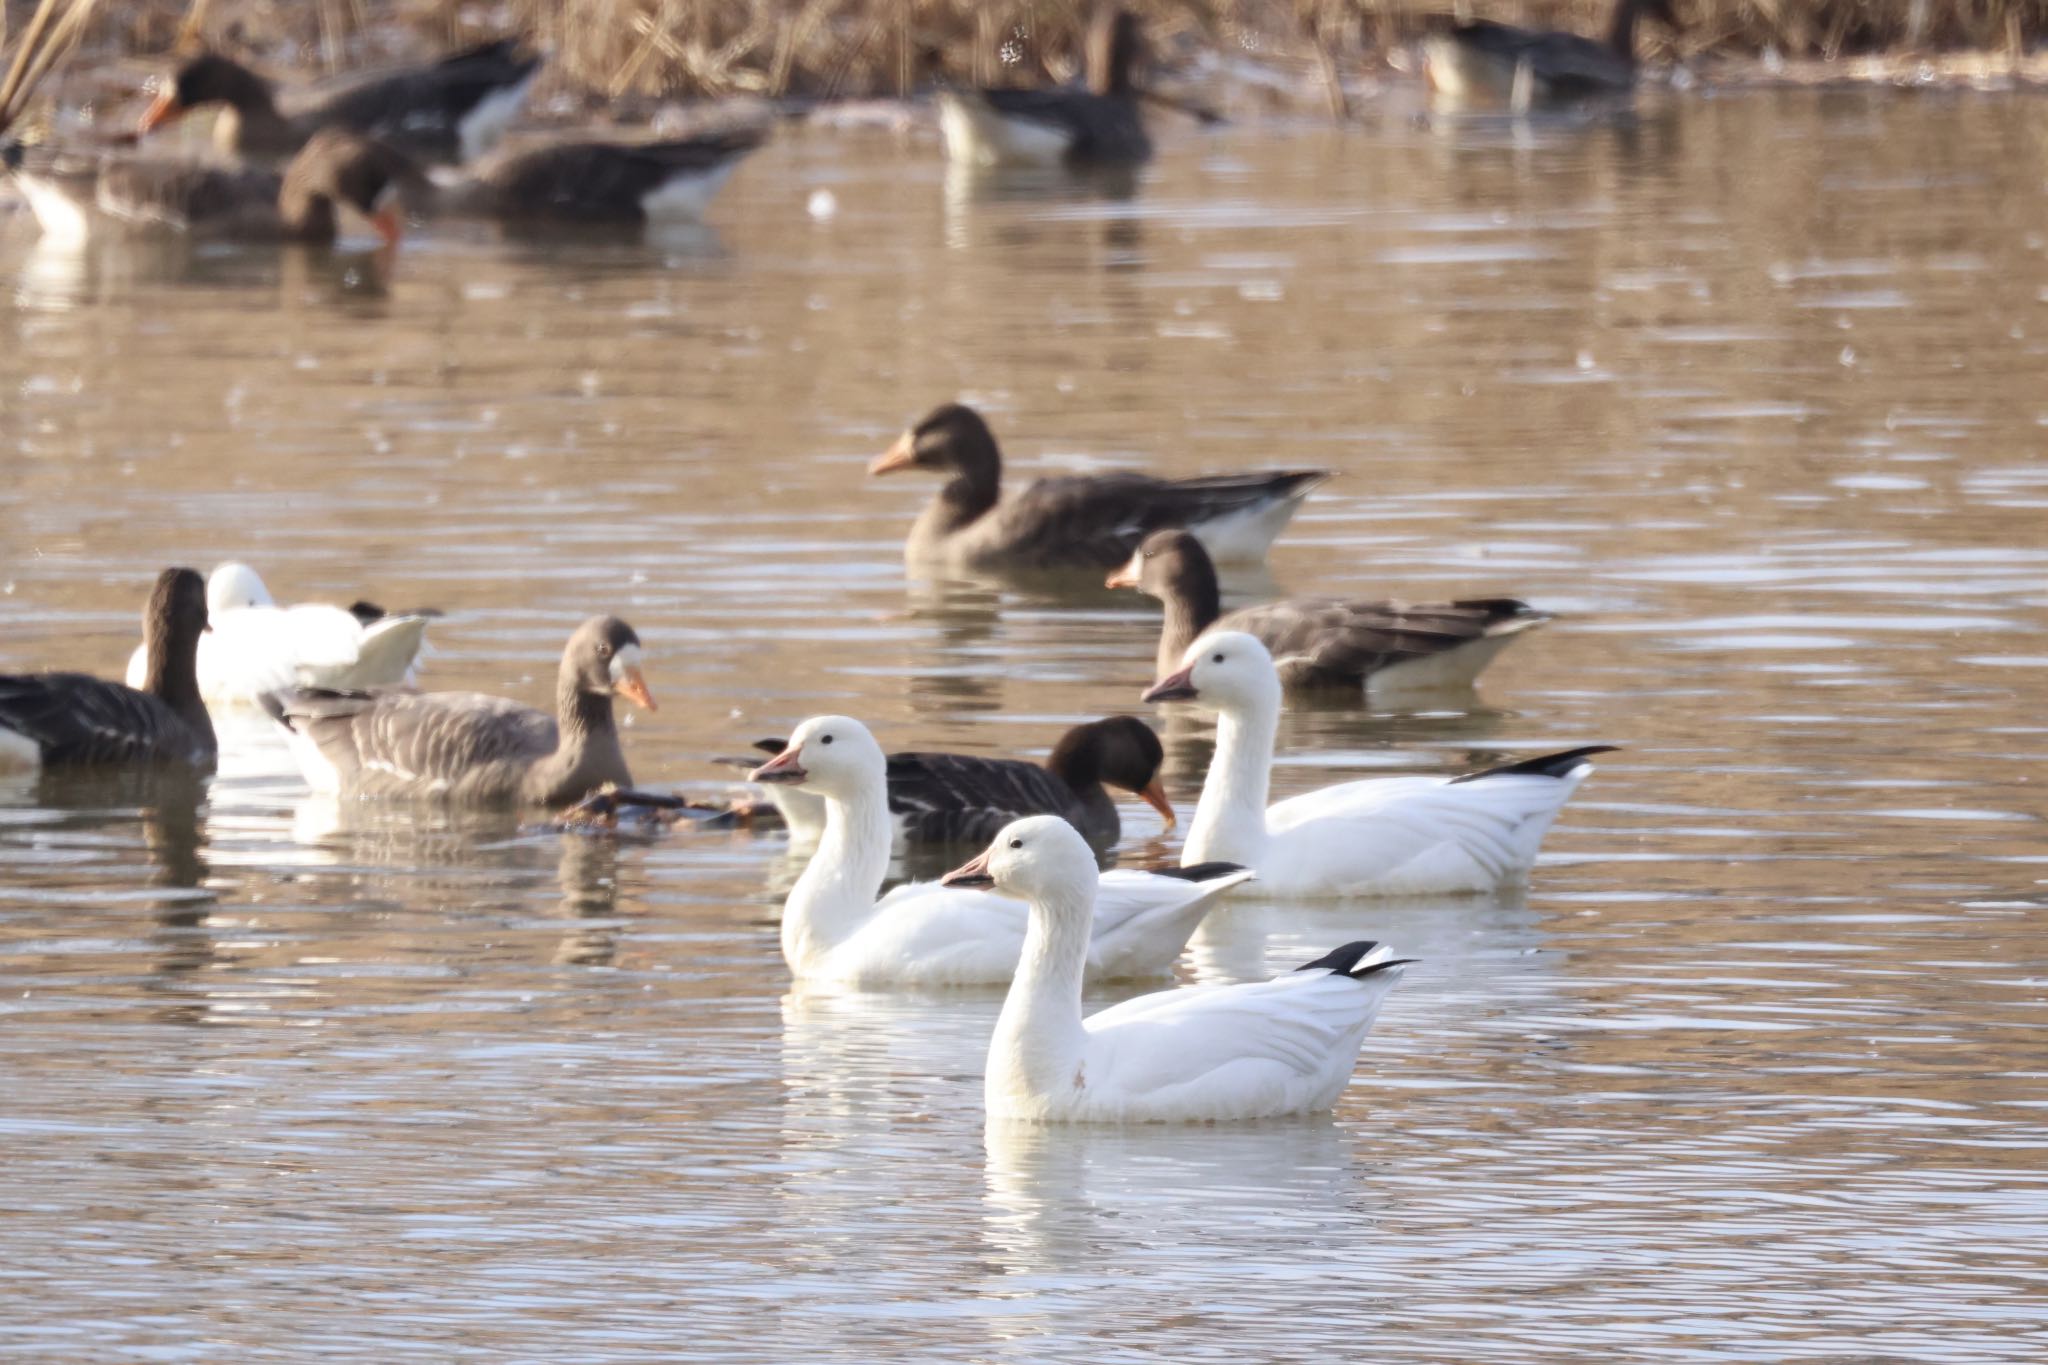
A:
8 0 2047 102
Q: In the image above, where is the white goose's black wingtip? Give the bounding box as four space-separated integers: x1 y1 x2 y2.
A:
1152 860 1248 883
1452 744 1619 784
1294 941 1417 979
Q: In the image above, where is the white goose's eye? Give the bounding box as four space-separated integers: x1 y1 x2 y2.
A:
820 734 834 745
1009 838 1024 849
1211 652 1225 664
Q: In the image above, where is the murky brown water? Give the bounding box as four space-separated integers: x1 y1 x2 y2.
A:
3 88 2047 1360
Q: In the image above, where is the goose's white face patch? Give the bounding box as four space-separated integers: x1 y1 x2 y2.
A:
0 726 43 773
608 643 642 685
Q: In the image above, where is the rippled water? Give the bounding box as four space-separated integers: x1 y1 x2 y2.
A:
3 88 2047 1360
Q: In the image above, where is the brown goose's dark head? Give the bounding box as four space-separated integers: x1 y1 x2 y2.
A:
869 403 1002 484
1086 7 1146 97
281 129 412 249
1048 715 1173 828
1105 529 1217 603
140 53 277 133
142 567 210 686
562 616 657 712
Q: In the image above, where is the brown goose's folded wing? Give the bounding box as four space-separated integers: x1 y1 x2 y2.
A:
1447 21 1634 91
978 87 1148 161
314 40 543 163
0 672 209 767
1224 597 1547 687
266 687 556 799
885 750 1081 846
470 129 768 224
93 158 285 235
990 468 1329 570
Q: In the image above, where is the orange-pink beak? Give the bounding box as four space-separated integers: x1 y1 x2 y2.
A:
868 430 917 476
749 743 806 784
1141 665 1198 704
1136 778 1176 830
940 848 995 888
138 88 183 135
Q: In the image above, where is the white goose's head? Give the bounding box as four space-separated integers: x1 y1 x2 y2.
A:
1140 630 1281 714
941 814 1097 905
749 714 885 800
207 562 275 612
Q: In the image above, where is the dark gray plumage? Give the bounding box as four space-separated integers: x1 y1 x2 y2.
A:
0 568 215 772
1112 528 1549 691
9 129 405 247
262 616 654 806
885 716 1170 846
937 7 1151 165
1423 0 1681 107
438 126 768 227
872 404 1328 573
140 41 542 165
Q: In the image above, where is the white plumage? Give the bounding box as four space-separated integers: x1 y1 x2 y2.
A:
750 716 1246 988
1146 632 1607 897
946 815 1409 1122
124 562 432 707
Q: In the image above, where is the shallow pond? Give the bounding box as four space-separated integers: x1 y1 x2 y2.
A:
2 87 2046 1360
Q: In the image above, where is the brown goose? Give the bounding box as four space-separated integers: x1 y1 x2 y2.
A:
872 404 1328 573
261 616 655 805
426 126 767 228
0 568 216 773
138 40 542 165
728 715 1173 847
938 7 1150 167
1422 0 1681 109
1109 529 1549 693
6 128 404 249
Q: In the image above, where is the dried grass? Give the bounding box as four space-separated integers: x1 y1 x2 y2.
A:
13 0 2048 104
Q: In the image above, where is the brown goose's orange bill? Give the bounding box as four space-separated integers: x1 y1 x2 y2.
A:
138 89 183 134
1137 778 1176 830
615 665 658 712
868 430 916 476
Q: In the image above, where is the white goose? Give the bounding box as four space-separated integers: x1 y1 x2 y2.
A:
125 562 434 706
749 716 1250 987
944 815 1411 1122
1143 632 1613 897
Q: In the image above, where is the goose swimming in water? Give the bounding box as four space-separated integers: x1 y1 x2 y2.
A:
125 562 434 707
872 403 1328 574
0 568 216 774
945 815 1412 1122
1422 0 1681 111
937 6 1151 168
138 40 543 166
1143 632 1612 897
262 615 654 805
727 715 1172 848
1109 529 1548 693
750 716 1247 986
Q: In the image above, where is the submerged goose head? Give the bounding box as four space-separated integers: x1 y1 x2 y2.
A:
207 562 276 613
282 130 410 250
565 616 657 712
140 53 278 133
940 814 1096 904
1141 631 1281 713
1050 716 1173 827
749 714 884 797
869 403 1000 482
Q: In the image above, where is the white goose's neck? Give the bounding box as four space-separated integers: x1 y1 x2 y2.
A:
1183 701 1276 866
780 780 893 973
986 884 1093 1115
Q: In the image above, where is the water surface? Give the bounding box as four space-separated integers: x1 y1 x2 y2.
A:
3 89 2046 1360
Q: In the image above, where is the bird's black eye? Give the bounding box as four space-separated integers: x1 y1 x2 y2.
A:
1212 653 1224 664
1009 838 1023 849
820 734 834 745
